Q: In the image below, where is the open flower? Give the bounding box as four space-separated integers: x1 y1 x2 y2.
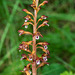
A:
28 54 33 61
21 54 32 62
22 22 34 28
40 53 50 62
37 15 48 23
18 30 33 36
22 9 34 17
28 50 35 61
36 42 49 49
33 32 43 40
43 56 47 61
36 57 41 65
19 44 31 53
19 41 33 53
24 15 33 22
20 63 32 75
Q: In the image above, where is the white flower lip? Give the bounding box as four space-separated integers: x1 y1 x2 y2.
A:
19 50 21 52
25 25 28 28
43 56 48 61
43 17 46 19
25 20 27 22
36 60 40 65
19 33 22 36
36 36 39 39
29 70 32 74
44 45 48 49
20 57 24 60
24 48 27 51
29 58 32 61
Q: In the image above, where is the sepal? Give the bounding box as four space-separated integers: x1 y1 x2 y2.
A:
22 41 33 45
37 20 49 29
22 9 34 17
18 30 33 36
37 42 49 46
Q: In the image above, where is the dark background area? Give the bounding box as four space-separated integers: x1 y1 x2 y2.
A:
0 0 75 75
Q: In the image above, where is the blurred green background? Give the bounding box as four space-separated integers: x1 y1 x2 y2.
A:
0 0 75 75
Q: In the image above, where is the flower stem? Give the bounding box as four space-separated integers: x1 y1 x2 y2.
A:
32 0 38 75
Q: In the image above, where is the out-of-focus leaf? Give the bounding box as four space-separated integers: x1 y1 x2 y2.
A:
41 63 66 75
60 71 75 75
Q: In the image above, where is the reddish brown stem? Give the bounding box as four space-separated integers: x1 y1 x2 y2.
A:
32 0 38 75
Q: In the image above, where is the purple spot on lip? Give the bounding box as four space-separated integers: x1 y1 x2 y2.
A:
44 45 48 49
36 36 39 40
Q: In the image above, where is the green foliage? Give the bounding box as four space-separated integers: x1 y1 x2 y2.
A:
0 0 75 75
41 63 66 75
60 71 75 75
